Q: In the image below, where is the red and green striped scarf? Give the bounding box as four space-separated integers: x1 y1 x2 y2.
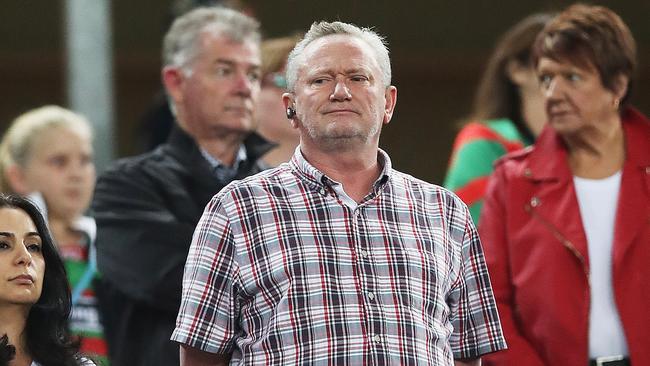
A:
444 119 531 224
60 239 109 365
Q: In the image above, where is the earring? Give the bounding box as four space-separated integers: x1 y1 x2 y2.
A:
613 98 620 110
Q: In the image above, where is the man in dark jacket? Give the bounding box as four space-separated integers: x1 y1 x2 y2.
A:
91 7 272 366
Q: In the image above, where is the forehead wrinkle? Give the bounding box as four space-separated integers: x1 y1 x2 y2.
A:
308 65 370 74
345 66 373 76
302 56 375 79
300 36 380 70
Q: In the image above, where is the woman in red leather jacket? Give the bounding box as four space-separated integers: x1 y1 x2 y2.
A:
479 4 650 366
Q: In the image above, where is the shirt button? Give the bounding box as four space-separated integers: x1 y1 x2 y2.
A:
373 335 381 343
367 292 375 300
360 250 369 258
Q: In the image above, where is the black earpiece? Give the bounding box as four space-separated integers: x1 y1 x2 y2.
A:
286 107 296 119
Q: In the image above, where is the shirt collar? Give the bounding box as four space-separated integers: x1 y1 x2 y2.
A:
290 146 392 192
200 145 248 181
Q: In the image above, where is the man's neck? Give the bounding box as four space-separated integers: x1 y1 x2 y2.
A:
301 144 382 203
177 117 247 167
262 141 298 167
196 137 244 167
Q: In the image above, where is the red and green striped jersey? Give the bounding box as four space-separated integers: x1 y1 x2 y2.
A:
60 239 109 365
444 119 531 224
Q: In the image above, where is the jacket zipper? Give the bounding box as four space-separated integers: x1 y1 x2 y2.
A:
525 203 590 283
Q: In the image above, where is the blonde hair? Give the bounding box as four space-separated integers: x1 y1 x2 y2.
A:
261 34 302 77
0 105 92 193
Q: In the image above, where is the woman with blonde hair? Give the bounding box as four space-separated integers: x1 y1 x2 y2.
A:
255 34 302 166
0 106 107 364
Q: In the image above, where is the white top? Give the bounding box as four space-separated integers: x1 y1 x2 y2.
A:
573 171 628 357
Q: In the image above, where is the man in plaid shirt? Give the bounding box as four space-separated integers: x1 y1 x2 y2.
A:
172 20 506 365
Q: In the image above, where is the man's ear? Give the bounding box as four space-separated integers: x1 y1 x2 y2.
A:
162 67 185 106
383 86 398 124
5 164 31 195
282 92 299 128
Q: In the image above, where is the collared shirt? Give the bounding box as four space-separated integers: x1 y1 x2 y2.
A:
200 145 247 182
172 148 506 365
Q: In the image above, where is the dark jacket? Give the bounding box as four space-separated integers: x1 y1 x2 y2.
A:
92 126 273 366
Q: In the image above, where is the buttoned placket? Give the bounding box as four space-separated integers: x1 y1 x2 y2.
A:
350 202 388 364
314 157 391 363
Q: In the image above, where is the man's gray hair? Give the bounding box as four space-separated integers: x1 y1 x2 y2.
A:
285 21 392 91
162 6 260 75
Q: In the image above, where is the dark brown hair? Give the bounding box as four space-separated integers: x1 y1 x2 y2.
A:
0 194 84 366
533 4 637 106
471 13 553 141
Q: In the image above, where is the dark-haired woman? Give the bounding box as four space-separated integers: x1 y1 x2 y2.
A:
480 4 649 365
444 13 552 223
0 194 94 366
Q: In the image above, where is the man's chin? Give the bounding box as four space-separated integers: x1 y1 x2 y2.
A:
209 119 255 134
310 133 372 151
312 129 364 141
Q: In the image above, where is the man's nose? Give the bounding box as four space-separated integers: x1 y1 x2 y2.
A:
330 79 352 101
233 72 257 97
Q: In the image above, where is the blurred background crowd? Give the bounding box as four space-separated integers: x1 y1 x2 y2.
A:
1 0 648 182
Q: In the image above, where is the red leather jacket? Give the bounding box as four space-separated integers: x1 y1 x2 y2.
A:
479 108 650 366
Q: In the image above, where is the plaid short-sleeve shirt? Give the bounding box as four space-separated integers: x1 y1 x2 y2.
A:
172 149 506 365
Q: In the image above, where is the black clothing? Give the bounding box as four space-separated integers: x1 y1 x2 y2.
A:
137 92 174 152
92 126 273 366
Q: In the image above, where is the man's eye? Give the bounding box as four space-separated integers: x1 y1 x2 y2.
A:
0 241 9 249
215 67 233 77
351 75 368 82
48 156 67 167
312 78 327 85
248 71 261 82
